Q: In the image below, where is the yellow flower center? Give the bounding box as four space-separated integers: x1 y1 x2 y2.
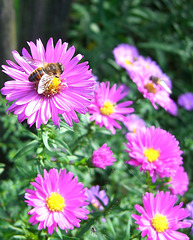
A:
144 148 160 163
144 83 157 93
38 77 66 97
125 60 133 66
151 213 169 233
100 101 114 116
46 192 65 212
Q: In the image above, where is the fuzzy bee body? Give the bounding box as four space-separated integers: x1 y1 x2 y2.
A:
28 67 44 82
150 75 171 94
24 58 65 94
28 63 64 83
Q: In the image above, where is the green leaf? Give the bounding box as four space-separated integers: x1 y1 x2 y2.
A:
42 131 52 151
13 140 38 160
56 227 63 239
106 218 116 238
123 215 132 240
60 121 74 132
0 163 5 175
53 138 72 155
77 219 95 237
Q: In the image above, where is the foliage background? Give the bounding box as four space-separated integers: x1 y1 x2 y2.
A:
0 0 193 239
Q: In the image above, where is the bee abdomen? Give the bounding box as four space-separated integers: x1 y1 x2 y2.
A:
28 67 44 82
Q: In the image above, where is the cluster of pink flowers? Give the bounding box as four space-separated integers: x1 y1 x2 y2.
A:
113 44 178 114
1 39 191 238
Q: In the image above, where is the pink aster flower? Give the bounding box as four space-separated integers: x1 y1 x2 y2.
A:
125 126 183 182
1 38 95 128
24 168 89 235
132 191 191 240
113 43 139 71
128 56 172 110
88 82 134 134
85 185 109 211
91 143 116 169
123 114 146 133
178 92 193 111
168 166 189 196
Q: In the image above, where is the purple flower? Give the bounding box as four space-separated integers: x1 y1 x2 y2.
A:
91 143 116 169
185 201 193 234
24 168 89 234
88 82 134 134
132 191 191 240
1 38 95 128
178 92 193 111
85 185 109 211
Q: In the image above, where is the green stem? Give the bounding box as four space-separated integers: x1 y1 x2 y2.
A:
71 122 94 153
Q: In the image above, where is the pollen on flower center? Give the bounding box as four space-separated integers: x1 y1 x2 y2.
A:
125 60 133 66
36 77 64 97
46 192 65 212
144 83 157 93
100 101 114 116
91 199 100 209
151 213 169 232
144 148 160 162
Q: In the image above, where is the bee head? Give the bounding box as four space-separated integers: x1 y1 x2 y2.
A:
57 62 64 74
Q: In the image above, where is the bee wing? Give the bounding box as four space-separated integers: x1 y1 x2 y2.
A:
22 56 44 68
37 74 54 94
159 80 172 94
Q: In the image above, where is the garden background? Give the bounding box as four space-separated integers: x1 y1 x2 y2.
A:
0 0 193 239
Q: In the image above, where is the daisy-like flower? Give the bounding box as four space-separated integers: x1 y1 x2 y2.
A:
132 191 191 240
25 168 89 234
113 43 139 71
125 126 183 182
128 56 172 110
85 185 109 211
168 166 189 196
1 38 95 128
88 82 134 134
178 92 193 111
123 114 146 133
91 143 116 169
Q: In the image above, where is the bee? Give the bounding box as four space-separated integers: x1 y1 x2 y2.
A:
150 76 171 94
24 57 64 94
